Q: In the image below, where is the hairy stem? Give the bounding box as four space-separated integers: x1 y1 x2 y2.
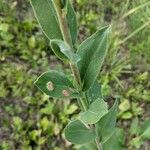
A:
52 0 72 46
52 0 81 86
95 138 103 150
90 124 103 150
53 1 103 149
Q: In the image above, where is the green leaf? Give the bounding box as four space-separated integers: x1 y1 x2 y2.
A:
121 111 133 120
103 128 125 150
30 0 62 40
64 120 96 144
50 39 80 62
66 0 77 44
34 71 79 99
80 98 108 124
78 143 97 150
130 137 143 149
29 130 41 141
129 117 140 135
141 127 150 139
31 0 77 45
40 117 50 131
28 36 36 48
141 120 150 134
96 100 119 143
13 117 23 131
86 81 103 104
40 103 54 115
119 99 130 112
77 26 110 91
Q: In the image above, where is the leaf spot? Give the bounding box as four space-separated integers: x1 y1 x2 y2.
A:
46 81 54 91
62 90 70 97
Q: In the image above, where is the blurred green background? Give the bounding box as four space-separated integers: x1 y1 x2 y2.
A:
0 0 150 149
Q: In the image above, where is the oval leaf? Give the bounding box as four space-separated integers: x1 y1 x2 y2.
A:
30 0 63 40
64 120 96 144
80 98 108 124
34 71 79 99
50 39 80 63
77 26 110 91
96 99 119 143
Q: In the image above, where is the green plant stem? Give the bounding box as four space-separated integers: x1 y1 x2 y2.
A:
53 0 85 110
95 138 103 150
52 0 72 47
90 124 103 150
53 1 103 149
52 0 81 87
